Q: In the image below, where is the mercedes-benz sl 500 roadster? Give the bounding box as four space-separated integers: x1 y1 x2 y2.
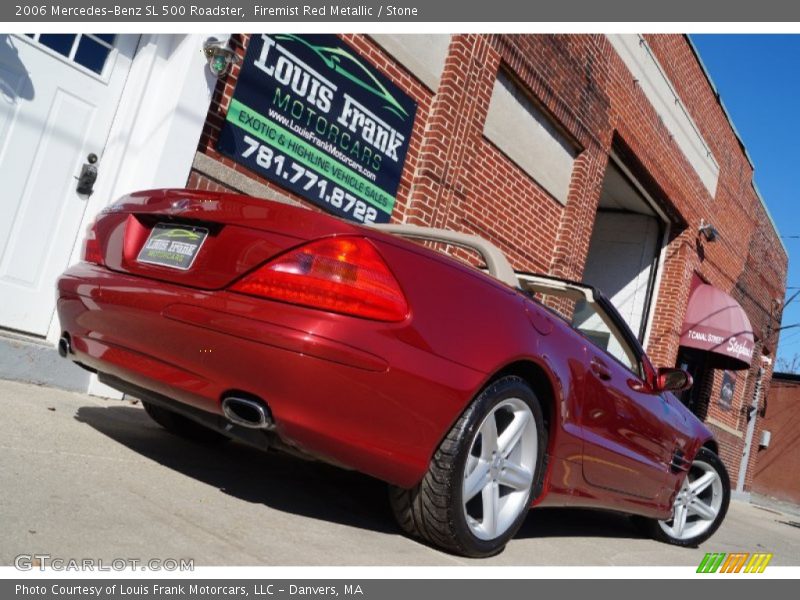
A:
56 189 729 557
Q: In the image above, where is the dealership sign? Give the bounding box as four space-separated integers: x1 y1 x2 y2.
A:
218 34 418 224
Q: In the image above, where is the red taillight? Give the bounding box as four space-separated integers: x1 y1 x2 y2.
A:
231 237 409 322
82 221 104 266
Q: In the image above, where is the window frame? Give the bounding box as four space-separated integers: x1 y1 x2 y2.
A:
517 272 649 380
18 34 118 82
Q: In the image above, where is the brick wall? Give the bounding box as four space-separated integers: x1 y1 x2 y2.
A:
752 377 800 504
189 33 788 489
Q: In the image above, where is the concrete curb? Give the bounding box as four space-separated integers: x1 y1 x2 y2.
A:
0 331 89 392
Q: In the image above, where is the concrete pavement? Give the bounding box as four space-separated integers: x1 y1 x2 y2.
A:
1 378 799 566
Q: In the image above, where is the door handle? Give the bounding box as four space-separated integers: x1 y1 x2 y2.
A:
76 153 99 196
590 358 612 381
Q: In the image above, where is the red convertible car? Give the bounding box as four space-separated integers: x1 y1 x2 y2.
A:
56 189 729 557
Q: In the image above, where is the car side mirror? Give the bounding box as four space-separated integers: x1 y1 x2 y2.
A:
654 367 693 393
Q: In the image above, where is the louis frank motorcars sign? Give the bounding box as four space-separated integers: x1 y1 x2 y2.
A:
218 34 418 224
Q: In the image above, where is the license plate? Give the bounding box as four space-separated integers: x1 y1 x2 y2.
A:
137 224 208 270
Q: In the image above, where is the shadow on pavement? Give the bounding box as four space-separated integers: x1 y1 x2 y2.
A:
76 404 646 542
75 404 396 535
517 507 643 540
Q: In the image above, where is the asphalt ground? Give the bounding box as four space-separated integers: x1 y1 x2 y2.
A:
1 378 799 566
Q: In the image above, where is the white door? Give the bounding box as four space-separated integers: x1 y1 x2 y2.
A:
0 34 138 336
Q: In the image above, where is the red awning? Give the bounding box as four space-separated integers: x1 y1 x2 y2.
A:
680 283 755 370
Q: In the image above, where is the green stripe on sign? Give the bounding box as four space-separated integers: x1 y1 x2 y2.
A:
226 99 394 215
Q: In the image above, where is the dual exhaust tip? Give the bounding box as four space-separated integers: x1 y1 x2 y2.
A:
222 396 273 430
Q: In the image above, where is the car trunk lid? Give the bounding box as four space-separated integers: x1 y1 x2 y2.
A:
93 189 360 290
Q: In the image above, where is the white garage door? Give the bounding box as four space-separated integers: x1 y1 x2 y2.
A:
580 211 661 341
0 34 138 336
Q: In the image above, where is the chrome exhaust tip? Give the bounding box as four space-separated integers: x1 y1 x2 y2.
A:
57 334 71 358
222 396 273 430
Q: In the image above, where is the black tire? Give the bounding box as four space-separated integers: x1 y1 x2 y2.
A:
389 376 546 557
142 401 230 444
642 447 730 547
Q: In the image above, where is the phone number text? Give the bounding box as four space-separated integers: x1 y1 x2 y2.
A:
242 136 380 224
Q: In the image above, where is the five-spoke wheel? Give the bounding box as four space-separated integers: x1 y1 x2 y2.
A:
646 447 730 547
389 376 545 557
462 397 538 540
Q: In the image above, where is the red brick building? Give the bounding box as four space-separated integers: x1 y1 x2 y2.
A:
188 33 788 494
752 373 800 505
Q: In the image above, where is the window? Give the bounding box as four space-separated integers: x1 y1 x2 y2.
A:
25 34 116 76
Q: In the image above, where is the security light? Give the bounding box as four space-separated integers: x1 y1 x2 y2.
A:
699 219 719 242
203 38 241 78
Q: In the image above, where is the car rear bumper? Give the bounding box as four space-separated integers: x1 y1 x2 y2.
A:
56 263 485 487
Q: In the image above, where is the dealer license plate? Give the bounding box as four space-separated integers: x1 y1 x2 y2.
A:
137 223 208 270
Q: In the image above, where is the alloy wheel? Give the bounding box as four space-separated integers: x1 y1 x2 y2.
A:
462 397 538 540
658 458 724 541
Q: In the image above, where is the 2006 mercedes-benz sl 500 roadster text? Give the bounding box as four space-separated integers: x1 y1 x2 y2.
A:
56 189 729 557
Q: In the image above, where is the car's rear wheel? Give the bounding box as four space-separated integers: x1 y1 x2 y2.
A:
389 376 545 557
644 447 730 547
142 401 229 444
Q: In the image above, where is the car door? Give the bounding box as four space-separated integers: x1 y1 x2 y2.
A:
572 293 685 499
